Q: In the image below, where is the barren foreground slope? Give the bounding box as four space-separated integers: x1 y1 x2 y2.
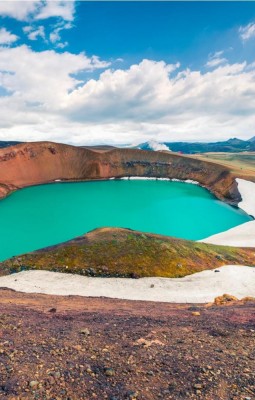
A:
0 289 254 400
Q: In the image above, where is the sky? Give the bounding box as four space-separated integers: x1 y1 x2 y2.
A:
0 1 255 145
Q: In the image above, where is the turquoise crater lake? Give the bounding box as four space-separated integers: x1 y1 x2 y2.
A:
0 180 252 261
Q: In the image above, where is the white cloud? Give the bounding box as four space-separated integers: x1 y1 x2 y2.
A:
23 21 72 46
0 27 18 44
55 41 68 49
0 48 254 145
0 45 111 106
0 1 39 21
206 58 227 68
211 51 224 58
35 1 75 21
1 1 76 46
0 0 75 22
239 22 255 41
26 25 45 41
49 30 60 43
206 51 227 68
49 21 72 47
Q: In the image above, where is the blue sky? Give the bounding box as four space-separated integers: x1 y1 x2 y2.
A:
4 2 255 69
74 2 255 67
0 1 255 144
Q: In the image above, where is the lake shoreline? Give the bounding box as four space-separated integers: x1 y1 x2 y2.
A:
0 178 249 262
201 178 255 247
0 178 254 302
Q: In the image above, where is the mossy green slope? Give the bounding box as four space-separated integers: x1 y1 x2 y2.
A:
1 228 255 278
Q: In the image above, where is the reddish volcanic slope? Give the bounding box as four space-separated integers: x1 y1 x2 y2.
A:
0 141 240 203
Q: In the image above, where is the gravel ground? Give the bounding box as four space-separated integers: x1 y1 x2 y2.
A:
0 289 254 400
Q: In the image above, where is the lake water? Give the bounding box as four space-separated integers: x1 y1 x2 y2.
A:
0 180 251 261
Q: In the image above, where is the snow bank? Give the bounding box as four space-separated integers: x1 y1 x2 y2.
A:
202 179 255 247
119 177 199 184
0 266 254 303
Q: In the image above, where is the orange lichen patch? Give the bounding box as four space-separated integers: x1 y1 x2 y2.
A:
214 294 239 305
241 296 255 302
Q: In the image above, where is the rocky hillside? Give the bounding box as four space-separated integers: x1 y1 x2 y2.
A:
0 141 240 204
1 228 255 278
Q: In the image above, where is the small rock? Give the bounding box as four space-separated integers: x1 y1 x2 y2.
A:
150 284 155 288
191 311 200 316
80 328 90 336
104 368 115 377
125 390 139 399
193 384 202 390
48 308 57 313
29 381 39 389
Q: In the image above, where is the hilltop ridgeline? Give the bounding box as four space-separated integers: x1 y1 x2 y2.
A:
1 227 255 278
0 141 241 204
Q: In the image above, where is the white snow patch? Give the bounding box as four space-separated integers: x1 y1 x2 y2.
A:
119 177 199 184
236 178 255 217
0 266 254 303
201 179 255 247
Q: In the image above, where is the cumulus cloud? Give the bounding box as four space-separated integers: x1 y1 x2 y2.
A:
0 47 254 145
239 22 255 41
0 0 76 22
0 27 18 45
0 1 39 21
0 45 110 106
35 0 75 21
67 60 181 121
206 51 227 68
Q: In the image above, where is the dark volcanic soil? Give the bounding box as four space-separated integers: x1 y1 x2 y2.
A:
0 290 254 400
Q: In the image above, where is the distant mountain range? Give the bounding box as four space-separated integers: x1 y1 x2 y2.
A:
136 137 255 154
1 137 255 154
0 141 22 148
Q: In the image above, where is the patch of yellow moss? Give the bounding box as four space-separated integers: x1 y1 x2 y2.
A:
1 228 255 278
